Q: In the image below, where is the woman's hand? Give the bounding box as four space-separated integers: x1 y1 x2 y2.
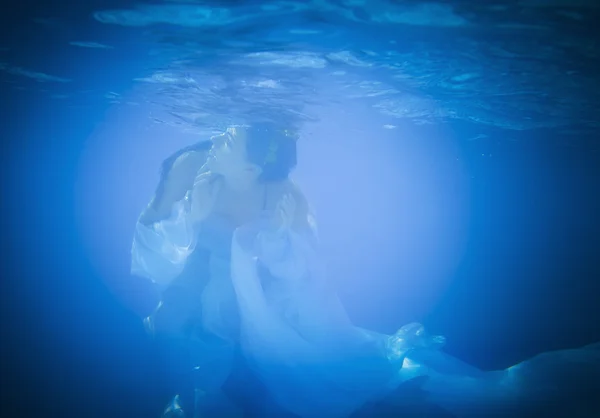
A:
189 170 221 225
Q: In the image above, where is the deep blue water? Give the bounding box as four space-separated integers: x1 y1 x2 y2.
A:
2 1 600 417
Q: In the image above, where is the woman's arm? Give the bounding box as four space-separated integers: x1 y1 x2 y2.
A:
139 150 208 225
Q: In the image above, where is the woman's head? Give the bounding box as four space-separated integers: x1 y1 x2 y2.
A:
207 123 298 183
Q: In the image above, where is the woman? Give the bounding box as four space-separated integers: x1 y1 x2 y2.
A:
133 123 600 418
132 123 321 417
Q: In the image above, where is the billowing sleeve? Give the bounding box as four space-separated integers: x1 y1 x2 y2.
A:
131 195 198 286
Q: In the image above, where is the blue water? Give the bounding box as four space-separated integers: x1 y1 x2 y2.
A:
1 1 599 417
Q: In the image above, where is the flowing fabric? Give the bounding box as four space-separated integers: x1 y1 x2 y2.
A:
132 196 600 417
230 219 447 417
131 197 198 287
230 220 600 417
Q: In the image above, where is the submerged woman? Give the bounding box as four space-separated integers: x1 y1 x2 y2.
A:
132 123 323 416
132 123 600 418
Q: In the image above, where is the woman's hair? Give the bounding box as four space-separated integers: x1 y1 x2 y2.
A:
243 122 298 182
154 140 212 203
